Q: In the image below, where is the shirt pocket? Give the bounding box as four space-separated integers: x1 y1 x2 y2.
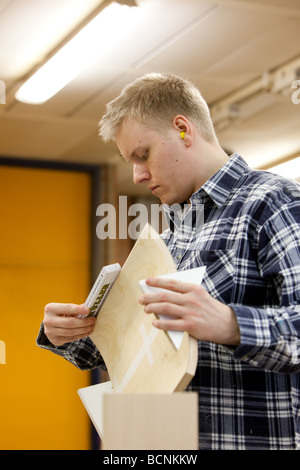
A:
196 249 236 304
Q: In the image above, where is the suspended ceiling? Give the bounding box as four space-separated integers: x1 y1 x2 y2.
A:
0 0 300 195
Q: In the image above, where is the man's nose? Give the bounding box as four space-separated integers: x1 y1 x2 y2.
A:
133 164 150 185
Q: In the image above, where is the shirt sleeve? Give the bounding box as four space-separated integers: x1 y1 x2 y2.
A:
36 323 106 371
230 194 300 373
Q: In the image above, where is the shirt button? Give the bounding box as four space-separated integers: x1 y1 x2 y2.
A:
177 254 182 260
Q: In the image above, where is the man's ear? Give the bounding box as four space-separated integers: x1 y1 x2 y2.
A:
173 115 192 147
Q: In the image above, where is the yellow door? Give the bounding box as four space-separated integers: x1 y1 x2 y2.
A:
0 165 92 450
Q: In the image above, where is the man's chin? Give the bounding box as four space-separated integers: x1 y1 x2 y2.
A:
150 189 186 206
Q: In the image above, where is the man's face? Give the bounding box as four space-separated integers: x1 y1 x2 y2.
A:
116 118 198 206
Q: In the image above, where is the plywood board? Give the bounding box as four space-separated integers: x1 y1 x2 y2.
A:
101 392 199 450
90 223 198 393
78 381 113 439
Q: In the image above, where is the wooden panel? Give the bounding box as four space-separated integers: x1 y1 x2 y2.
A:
90 223 198 393
102 392 198 450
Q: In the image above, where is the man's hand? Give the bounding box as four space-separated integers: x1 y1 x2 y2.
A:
43 303 96 346
139 278 240 346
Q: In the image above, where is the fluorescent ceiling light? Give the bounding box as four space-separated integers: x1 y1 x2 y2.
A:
15 2 139 105
268 157 300 180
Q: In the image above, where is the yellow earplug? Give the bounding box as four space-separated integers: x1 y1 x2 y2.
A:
180 131 186 139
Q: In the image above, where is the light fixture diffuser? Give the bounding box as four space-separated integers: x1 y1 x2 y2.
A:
15 2 139 105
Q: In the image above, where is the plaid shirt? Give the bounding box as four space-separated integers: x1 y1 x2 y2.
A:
37 153 300 449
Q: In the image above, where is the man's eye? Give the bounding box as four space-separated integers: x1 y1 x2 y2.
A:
140 151 149 161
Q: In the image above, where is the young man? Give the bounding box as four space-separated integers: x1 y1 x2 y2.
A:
38 73 300 449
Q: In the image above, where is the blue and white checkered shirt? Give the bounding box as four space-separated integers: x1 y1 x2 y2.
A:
37 153 300 449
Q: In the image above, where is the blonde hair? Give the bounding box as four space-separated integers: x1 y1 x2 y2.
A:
99 73 216 142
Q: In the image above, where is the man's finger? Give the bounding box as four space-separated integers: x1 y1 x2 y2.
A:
143 277 202 294
44 302 89 317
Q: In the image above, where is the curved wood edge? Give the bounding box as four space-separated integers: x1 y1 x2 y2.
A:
174 336 198 391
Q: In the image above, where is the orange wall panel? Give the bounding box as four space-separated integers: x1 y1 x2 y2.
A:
0 165 93 449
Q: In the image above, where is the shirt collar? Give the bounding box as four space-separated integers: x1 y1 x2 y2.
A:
192 153 250 208
163 153 250 226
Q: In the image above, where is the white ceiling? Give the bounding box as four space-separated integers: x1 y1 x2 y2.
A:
0 0 300 195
